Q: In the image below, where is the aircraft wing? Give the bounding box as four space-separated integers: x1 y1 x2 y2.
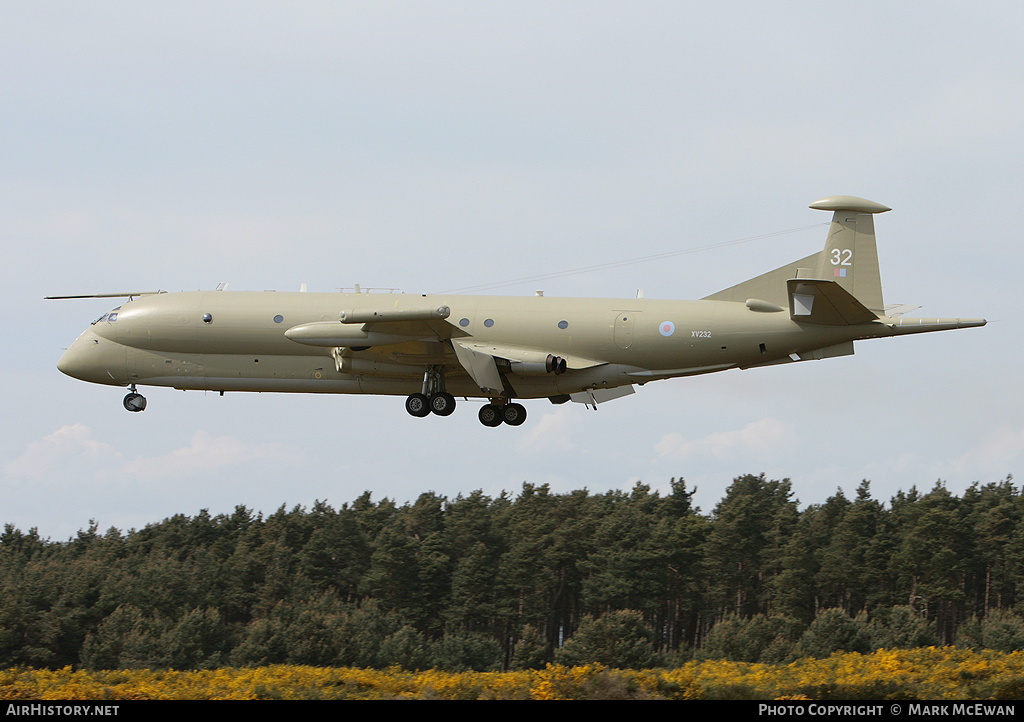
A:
287 304 607 396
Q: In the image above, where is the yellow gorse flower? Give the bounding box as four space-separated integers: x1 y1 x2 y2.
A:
3 649 1024 700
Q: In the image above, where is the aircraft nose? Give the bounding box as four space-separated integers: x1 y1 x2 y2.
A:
57 336 94 381
57 331 126 385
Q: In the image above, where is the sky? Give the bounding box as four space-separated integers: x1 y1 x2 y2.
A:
2 1 1021 540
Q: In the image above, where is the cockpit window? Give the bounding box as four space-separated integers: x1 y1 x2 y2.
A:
91 306 121 325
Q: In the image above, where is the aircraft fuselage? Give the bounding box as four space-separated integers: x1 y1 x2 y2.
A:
51 196 987 425
56 289 972 397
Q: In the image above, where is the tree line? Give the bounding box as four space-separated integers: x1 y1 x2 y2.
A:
2 473 1023 671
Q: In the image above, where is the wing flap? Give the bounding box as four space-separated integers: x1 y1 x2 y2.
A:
451 340 605 370
450 341 504 394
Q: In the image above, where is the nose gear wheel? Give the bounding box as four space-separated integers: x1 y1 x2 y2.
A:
123 385 147 412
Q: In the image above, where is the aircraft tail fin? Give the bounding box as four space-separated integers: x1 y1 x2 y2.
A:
701 251 818 308
702 195 890 314
808 195 890 314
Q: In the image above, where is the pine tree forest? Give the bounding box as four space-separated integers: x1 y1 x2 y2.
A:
4 474 1024 672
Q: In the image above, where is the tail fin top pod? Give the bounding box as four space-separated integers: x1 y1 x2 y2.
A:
703 195 890 313
808 196 890 314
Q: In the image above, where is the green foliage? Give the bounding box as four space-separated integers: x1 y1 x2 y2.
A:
429 631 503 672
704 474 798 618
510 624 550 670
3 476 1024 670
698 613 803 663
955 609 1024 652
554 610 660 668
377 625 432 671
797 608 872 658
867 606 939 649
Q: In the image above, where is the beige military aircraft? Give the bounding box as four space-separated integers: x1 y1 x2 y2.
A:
50 196 985 426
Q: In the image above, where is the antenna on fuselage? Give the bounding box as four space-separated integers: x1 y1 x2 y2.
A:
44 291 165 301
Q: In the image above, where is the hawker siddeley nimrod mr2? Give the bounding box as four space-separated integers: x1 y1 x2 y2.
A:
50 196 985 427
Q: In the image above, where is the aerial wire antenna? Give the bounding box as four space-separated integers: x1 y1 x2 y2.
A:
431 223 826 294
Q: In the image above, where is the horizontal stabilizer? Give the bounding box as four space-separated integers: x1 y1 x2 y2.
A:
788 279 878 326
881 317 987 335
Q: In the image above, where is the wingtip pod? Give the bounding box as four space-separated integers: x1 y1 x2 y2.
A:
809 196 892 214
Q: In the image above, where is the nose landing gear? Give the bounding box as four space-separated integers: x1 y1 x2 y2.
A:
123 385 147 412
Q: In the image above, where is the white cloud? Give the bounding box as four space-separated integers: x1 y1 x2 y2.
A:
655 418 789 461
935 426 1024 482
3 425 302 485
2 423 122 481
516 406 581 455
120 430 303 481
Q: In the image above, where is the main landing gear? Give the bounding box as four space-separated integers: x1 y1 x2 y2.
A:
123 385 147 412
478 402 527 427
405 395 527 426
404 365 527 426
404 391 456 418
405 364 457 418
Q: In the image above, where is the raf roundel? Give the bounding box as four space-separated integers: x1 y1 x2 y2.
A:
659 320 675 337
